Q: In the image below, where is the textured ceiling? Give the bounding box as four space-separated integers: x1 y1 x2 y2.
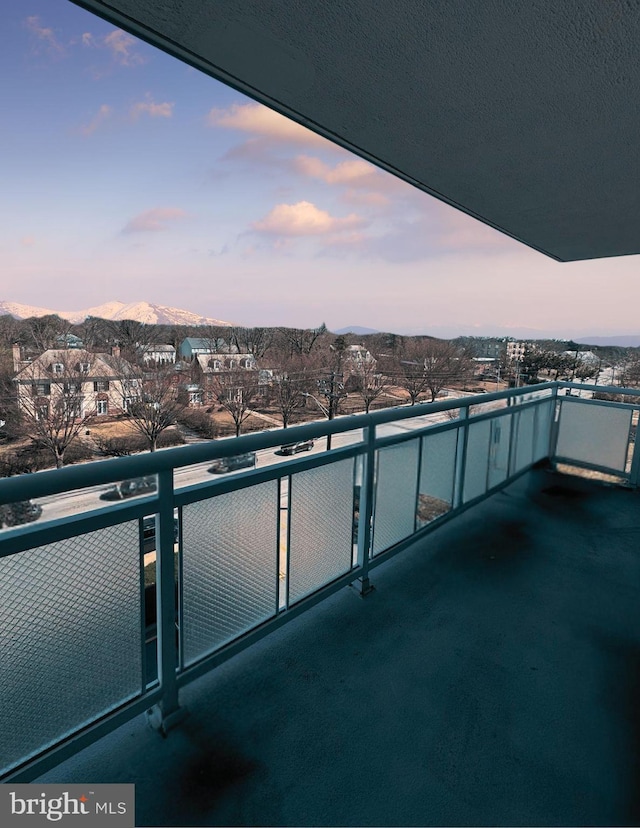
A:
71 0 640 261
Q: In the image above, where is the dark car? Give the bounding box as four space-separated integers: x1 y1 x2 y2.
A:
280 440 314 455
208 452 256 474
142 516 179 551
101 476 157 501
0 500 42 528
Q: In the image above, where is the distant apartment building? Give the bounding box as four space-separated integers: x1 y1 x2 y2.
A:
13 346 141 420
506 340 527 363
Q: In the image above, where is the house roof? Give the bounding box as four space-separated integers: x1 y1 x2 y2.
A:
72 0 640 262
181 337 230 351
13 349 136 381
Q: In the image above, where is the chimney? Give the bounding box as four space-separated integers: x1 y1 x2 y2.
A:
111 345 121 359
12 343 21 372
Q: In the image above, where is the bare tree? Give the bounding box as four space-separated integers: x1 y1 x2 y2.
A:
108 319 161 365
209 369 261 437
123 364 185 451
392 338 470 404
349 359 388 413
16 352 96 468
277 323 328 357
231 326 275 359
24 315 73 352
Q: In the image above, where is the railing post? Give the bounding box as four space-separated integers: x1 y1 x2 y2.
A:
549 385 561 463
353 424 375 596
147 469 187 734
629 407 640 489
453 405 469 509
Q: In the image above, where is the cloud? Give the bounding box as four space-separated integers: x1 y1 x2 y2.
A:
342 190 390 207
81 32 95 47
253 201 365 237
20 236 36 247
208 102 330 148
130 98 174 120
122 207 187 234
103 29 145 67
25 16 65 56
80 104 113 135
292 155 376 185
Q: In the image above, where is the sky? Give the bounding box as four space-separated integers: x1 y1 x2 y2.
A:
2 0 640 339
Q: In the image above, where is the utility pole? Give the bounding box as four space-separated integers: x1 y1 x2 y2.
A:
317 370 346 450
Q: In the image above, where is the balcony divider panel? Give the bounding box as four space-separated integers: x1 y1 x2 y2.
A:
288 458 355 604
463 420 492 503
417 428 458 527
372 439 420 556
487 414 512 490
181 481 278 666
0 522 142 777
533 399 554 462
556 399 633 473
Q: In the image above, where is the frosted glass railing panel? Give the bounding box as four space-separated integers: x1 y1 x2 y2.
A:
487 415 512 489
373 440 420 555
513 407 535 472
288 459 354 604
556 400 632 472
463 420 491 502
533 400 554 462
417 429 457 527
182 482 278 665
0 522 142 776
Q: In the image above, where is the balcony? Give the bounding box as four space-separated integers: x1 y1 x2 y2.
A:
2 383 640 825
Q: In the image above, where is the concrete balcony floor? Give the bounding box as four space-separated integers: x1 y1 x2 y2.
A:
37 469 640 827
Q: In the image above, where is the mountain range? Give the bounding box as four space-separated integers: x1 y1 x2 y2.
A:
0 300 231 328
1 302 638 345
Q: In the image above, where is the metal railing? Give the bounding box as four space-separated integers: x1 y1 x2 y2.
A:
1 381 638 780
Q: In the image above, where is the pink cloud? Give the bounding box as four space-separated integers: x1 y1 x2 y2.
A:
342 190 390 207
130 98 174 119
103 29 145 67
123 208 187 234
25 16 65 56
253 201 365 237
80 104 113 136
208 103 330 148
20 236 36 247
293 155 375 185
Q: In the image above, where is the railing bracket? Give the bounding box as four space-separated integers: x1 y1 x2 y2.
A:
351 577 375 597
146 704 189 736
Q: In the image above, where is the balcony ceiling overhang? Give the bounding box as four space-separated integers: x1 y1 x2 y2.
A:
72 1 640 262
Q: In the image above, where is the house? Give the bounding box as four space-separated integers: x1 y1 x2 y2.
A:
178 337 234 360
187 352 258 405
142 344 176 365
54 333 84 349
13 346 141 420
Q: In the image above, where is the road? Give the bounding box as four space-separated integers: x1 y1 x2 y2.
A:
24 394 483 525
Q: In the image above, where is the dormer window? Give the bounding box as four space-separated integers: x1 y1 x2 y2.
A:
52 363 64 374
78 362 90 373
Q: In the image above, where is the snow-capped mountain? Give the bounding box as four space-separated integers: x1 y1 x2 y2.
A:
0 300 233 327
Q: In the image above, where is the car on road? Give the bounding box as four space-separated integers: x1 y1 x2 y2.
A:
142 516 179 551
101 476 157 501
280 439 314 455
208 452 256 474
0 500 42 528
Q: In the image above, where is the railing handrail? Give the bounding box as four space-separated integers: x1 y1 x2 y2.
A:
0 382 560 503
